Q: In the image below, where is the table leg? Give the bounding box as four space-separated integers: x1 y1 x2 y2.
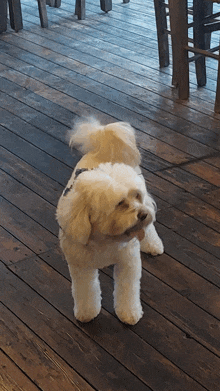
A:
8 0 23 32
75 0 85 20
0 0 7 34
154 0 169 68
100 0 112 12
37 0 48 28
214 56 220 113
169 0 189 99
193 0 206 86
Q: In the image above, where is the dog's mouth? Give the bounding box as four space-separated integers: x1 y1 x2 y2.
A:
124 217 147 241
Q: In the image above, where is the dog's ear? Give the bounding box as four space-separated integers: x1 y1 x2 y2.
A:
68 206 91 245
57 192 92 245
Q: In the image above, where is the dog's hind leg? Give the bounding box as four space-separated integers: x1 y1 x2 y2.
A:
69 267 102 322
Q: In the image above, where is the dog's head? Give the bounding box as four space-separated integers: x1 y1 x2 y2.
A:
56 163 156 245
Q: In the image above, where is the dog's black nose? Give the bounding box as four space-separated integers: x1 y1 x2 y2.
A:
138 212 147 221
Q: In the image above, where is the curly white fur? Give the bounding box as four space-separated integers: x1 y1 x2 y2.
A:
56 118 164 325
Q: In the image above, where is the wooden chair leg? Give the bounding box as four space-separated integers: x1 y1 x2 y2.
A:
169 0 189 99
214 54 220 113
193 0 206 87
153 0 169 68
0 0 7 34
37 0 48 28
75 0 85 20
123 0 130 3
100 0 112 13
7 0 23 32
55 0 61 7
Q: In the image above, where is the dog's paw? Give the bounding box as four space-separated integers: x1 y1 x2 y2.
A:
141 237 164 256
74 305 101 323
115 305 143 325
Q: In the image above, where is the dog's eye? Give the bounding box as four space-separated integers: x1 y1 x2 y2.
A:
117 199 125 207
136 192 142 202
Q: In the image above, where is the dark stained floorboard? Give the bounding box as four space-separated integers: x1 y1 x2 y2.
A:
0 1 220 390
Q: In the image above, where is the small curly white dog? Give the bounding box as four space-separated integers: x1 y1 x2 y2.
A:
56 118 164 325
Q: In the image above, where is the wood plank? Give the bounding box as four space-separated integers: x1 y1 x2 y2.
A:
0 62 217 176
142 169 220 251
1 34 218 145
0 226 33 265
9 254 220 390
142 252 220 320
203 188 220 209
1 34 218 146
183 160 220 187
0 89 69 142
0 63 198 165
0 75 75 128
0 303 95 391
1 146 63 205
156 166 220 209
205 154 220 169
157 205 220 257
140 268 220 357
0 350 39 391
0 169 58 235
155 224 220 288
1 117 218 260
33 0 220 79
0 262 152 391
0 103 79 167
5 259 209 391
0 197 57 254
0 124 72 185
0 4 219 391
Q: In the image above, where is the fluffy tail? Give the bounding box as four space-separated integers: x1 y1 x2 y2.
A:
69 117 141 167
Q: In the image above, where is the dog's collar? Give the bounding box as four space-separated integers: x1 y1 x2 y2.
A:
63 168 89 197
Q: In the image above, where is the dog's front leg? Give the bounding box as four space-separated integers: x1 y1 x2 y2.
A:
69 267 102 323
140 223 164 255
113 251 143 325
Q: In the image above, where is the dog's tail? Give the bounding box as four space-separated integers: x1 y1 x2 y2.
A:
69 117 141 167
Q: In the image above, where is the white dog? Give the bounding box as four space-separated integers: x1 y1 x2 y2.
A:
56 118 164 325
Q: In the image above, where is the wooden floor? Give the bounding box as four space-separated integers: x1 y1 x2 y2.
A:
0 1 220 390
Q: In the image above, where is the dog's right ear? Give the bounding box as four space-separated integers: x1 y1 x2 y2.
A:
69 206 91 245
57 193 92 245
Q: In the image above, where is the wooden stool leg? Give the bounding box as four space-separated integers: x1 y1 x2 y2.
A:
55 0 61 7
169 0 189 99
214 54 220 113
123 0 130 3
193 0 206 87
154 0 169 68
75 0 85 20
100 0 112 13
37 0 48 28
7 0 23 32
0 0 7 34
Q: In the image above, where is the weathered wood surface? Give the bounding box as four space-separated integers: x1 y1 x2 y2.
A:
0 1 220 390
